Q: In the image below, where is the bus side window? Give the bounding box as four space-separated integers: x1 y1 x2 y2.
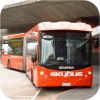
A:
27 38 38 56
2 40 9 54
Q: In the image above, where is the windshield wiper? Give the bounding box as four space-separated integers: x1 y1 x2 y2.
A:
41 62 67 66
67 60 84 66
67 60 80 63
46 63 59 66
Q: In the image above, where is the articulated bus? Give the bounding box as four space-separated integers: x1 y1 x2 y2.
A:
2 22 99 87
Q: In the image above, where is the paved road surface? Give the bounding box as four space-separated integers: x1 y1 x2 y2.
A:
0 63 38 100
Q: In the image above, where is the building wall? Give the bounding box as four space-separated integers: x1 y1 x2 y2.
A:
92 26 100 65
0 40 2 58
92 43 100 65
92 52 99 65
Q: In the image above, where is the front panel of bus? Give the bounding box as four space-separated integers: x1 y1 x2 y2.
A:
37 30 92 87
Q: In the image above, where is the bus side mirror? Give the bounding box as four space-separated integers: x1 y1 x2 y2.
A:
93 37 99 49
31 53 37 62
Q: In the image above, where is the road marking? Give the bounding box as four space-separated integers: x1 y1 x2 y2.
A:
52 89 74 100
31 88 41 100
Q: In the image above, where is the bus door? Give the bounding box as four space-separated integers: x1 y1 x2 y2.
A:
27 37 38 80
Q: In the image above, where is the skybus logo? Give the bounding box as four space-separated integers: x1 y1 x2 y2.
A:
50 71 83 77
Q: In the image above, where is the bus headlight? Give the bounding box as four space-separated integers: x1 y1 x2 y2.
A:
40 71 44 75
88 71 91 75
85 71 92 78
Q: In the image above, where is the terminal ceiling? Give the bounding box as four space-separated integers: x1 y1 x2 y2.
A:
1 0 99 29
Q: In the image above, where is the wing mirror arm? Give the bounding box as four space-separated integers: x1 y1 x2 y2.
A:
31 53 37 62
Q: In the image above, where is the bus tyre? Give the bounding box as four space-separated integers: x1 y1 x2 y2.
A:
26 67 28 77
7 61 11 69
82 86 92 88
31 69 35 86
86 86 91 88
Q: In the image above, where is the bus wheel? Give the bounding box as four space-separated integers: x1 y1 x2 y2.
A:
8 61 11 69
26 66 28 77
82 86 92 88
31 69 35 86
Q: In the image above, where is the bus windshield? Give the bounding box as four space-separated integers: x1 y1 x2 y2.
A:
39 31 92 70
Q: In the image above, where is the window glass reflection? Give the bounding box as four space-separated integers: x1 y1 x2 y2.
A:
39 31 91 66
3 37 23 56
27 38 37 55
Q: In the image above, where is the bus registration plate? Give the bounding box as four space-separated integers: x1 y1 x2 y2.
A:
62 82 71 86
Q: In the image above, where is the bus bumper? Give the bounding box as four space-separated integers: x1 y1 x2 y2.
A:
37 77 92 87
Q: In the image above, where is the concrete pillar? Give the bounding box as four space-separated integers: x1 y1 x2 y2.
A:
92 26 100 65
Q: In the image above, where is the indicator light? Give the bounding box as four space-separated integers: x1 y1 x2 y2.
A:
40 71 44 75
45 75 47 78
87 81 89 83
42 81 45 84
85 75 87 77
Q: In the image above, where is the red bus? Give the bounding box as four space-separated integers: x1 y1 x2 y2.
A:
2 22 99 87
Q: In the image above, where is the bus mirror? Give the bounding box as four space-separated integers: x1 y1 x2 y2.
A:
31 53 37 62
93 38 99 49
43 35 54 40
